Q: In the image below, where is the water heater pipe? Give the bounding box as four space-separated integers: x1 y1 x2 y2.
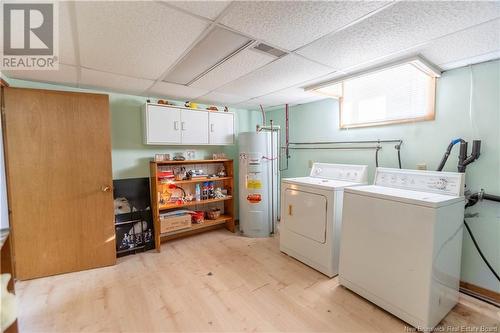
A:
270 120 275 234
285 104 289 159
256 122 281 231
260 104 266 126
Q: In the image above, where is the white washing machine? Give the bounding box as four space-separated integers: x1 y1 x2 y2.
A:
280 163 368 277
339 168 465 331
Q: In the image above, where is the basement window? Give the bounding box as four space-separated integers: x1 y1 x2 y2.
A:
311 58 439 128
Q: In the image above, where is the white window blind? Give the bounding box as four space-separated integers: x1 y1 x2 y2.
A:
338 63 435 128
340 64 435 127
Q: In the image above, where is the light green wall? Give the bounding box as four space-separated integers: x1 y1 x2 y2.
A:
264 60 500 293
107 94 253 179
3 78 251 177
5 60 499 292
4 77 262 218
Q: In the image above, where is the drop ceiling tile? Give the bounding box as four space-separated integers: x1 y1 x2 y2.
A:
271 87 325 102
80 69 154 95
291 95 329 106
293 71 345 90
252 88 325 108
165 1 231 20
298 1 500 70
75 1 208 80
249 94 289 107
190 48 275 90
216 54 333 98
59 2 77 65
2 64 79 86
341 18 500 72
234 92 326 110
148 81 208 100
331 18 500 74
244 95 290 108
220 1 389 50
233 100 263 110
195 92 247 105
420 19 500 70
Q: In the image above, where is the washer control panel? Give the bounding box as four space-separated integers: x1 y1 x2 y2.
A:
374 168 465 196
310 163 368 183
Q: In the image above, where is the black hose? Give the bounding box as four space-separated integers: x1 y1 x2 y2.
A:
437 142 454 171
464 219 500 282
395 141 402 169
484 193 500 202
397 149 402 169
466 191 500 208
437 138 463 171
375 147 380 167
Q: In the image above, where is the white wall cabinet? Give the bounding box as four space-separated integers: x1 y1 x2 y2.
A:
209 112 235 145
143 103 234 145
180 109 209 145
144 105 181 144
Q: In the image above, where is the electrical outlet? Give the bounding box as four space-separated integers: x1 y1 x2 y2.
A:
309 160 314 168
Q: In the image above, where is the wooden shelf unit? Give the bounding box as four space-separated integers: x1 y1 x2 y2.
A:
159 196 232 210
150 159 235 251
163 176 232 185
159 215 232 241
154 159 231 165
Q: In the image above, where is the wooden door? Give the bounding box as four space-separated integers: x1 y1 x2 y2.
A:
209 112 234 145
2 87 116 280
180 109 209 144
145 105 181 144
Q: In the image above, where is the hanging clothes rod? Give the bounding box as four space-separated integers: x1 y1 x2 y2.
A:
289 139 402 145
285 146 381 150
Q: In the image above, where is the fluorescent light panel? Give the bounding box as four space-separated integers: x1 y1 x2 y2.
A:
163 27 252 85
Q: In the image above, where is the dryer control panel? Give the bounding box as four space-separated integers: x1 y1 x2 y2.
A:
310 163 368 183
374 168 465 196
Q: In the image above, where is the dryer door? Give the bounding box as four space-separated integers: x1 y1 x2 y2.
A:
283 188 327 243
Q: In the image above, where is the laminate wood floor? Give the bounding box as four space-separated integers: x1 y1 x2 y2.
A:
17 229 500 332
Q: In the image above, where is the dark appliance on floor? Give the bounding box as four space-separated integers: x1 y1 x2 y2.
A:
113 178 154 257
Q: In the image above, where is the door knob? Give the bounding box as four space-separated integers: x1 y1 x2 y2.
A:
101 186 112 192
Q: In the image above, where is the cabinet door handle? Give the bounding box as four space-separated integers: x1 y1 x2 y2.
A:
288 205 292 216
174 121 179 130
181 122 186 131
210 124 215 132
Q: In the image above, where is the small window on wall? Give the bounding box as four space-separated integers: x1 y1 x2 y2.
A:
311 57 440 128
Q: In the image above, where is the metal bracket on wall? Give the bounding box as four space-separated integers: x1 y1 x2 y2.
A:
282 139 403 168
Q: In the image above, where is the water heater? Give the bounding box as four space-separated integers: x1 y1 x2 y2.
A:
239 131 279 237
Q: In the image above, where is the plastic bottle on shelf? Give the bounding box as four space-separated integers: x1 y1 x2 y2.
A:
208 181 215 199
195 184 201 201
202 182 209 200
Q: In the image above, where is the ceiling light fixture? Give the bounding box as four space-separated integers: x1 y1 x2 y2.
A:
163 27 253 86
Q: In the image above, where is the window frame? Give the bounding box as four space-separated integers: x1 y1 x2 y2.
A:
307 56 441 130
338 68 437 129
